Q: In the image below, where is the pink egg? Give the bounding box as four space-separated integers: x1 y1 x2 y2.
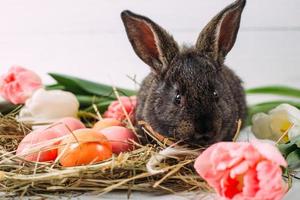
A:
16 117 85 162
99 126 138 154
56 117 85 131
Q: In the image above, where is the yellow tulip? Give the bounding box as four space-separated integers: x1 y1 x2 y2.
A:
252 104 300 143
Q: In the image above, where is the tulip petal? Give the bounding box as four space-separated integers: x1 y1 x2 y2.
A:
18 88 79 123
288 125 300 141
252 140 287 167
271 104 300 125
0 66 42 104
194 141 287 200
103 96 137 121
251 113 275 140
251 103 300 143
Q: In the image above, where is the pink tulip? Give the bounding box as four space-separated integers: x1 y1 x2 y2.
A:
0 66 42 104
104 96 137 121
194 141 287 200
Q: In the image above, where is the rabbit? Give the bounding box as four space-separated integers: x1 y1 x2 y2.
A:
121 0 247 147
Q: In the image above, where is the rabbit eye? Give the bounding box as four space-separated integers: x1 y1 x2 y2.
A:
173 94 182 105
213 90 219 99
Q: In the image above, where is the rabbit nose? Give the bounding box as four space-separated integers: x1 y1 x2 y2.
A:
194 114 215 133
195 121 211 134
193 133 211 141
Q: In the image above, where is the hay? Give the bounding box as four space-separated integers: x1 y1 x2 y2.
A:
0 112 31 153
0 113 209 198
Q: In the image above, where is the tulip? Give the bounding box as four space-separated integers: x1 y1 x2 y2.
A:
104 96 137 121
18 88 79 124
252 104 300 142
194 141 287 200
0 66 42 104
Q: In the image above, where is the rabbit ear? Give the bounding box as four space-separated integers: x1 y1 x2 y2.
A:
121 10 179 74
196 0 246 64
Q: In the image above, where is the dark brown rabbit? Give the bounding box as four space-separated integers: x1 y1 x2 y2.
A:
121 0 247 147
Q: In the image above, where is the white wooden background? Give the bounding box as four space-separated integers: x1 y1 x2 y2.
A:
1 0 300 89
1 0 300 199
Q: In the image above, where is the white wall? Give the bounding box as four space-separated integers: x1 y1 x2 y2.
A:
0 0 299 90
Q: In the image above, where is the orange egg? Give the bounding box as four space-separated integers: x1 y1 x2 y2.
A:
93 118 124 131
58 128 112 167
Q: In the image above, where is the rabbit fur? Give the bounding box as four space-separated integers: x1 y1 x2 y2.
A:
121 0 247 146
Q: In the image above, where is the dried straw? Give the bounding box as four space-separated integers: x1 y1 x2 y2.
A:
0 113 31 152
0 113 208 198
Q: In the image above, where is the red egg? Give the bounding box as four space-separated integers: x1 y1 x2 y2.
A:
99 126 138 154
16 117 85 162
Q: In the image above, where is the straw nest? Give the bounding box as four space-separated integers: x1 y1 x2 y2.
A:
0 112 210 198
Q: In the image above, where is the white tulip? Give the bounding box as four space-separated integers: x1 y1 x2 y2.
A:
251 103 300 142
18 88 79 124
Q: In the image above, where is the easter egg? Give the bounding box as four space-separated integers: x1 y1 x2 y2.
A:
93 118 124 131
100 126 138 154
58 128 112 167
56 117 85 131
16 117 85 162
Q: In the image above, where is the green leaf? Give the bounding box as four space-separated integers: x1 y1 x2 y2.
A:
286 149 300 170
278 143 298 158
289 135 300 148
45 83 66 90
48 73 137 98
84 101 113 113
246 85 300 98
249 100 300 108
76 95 113 109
